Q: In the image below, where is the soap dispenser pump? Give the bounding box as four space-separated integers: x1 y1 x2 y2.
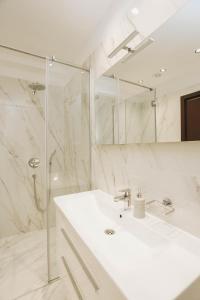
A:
133 188 145 219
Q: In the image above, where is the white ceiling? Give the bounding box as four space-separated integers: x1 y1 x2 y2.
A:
106 0 200 93
0 0 115 63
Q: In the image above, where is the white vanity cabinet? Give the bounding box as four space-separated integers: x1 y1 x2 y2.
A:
55 191 200 300
56 210 126 300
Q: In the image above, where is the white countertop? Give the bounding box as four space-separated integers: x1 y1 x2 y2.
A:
55 190 200 300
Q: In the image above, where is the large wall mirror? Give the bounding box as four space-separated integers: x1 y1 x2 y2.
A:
94 0 200 144
94 76 156 144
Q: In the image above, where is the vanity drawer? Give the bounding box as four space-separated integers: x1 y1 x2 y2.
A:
56 210 126 300
59 255 84 300
58 226 99 300
59 258 82 300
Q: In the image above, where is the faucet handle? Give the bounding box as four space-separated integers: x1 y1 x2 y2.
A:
119 188 131 196
162 197 172 206
114 188 131 201
114 188 131 210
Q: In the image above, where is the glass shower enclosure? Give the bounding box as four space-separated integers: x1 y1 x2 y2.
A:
46 58 91 281
0 45 91 298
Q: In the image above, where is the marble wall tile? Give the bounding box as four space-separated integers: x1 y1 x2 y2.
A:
45 84 66 239
44 70 91 281
17 278 68 300
94 85 155 144
64 72 91 194
121 91 155 144
0 230 48 300
95 93 115 144
92 142 200 238
0 76 68 238
0 69 90 235
0 76 46 238
47 85 66 196
125 101 143 143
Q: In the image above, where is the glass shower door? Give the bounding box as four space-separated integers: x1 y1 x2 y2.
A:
0 46 47 298
46 58 91 281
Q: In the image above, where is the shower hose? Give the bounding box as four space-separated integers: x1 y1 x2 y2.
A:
32 174 46 213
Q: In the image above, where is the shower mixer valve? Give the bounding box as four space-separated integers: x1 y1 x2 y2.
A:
28 158 40 168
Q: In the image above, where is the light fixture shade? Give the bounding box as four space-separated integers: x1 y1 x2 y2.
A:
108 30 139 59
122 38 155 63
160 68 167 73
131 7 139 16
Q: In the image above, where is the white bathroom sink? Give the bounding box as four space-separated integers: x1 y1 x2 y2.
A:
55 190 200 300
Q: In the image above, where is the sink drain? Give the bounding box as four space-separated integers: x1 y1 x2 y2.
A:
104 229 115 235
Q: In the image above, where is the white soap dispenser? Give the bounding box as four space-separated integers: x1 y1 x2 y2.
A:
133 188 145 219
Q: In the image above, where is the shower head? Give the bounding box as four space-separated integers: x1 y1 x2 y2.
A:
28 82 45 95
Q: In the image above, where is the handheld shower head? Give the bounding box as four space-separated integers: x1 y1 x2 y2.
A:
49 150 56 165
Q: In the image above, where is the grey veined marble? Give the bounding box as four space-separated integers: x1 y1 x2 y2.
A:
0 77 46 237
0 73 91 239
0 230 48 299
92 142 200 238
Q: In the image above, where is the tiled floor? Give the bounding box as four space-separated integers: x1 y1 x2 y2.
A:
16 279 68 300
0 229 65 300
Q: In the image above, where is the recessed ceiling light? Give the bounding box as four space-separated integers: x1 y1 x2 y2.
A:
138 80 144 84
195 48 200 54
160 68 167 73
131 7 139 16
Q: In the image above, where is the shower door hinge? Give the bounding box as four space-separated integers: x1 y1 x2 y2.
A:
151 100 157 107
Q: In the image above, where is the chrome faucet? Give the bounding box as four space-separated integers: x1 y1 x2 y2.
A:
114 188 131 210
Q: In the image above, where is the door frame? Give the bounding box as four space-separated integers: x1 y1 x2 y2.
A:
181 90 200 141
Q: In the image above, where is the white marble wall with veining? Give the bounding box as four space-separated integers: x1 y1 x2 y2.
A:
45 72 91 228
64 72 91 194
125 101 142 143
47 85 65 194
42 71 91 281
0 75 68 238
95 93 115 144
0 76 46 238
94 86 156 144
122 91 155 144
92 142 200 238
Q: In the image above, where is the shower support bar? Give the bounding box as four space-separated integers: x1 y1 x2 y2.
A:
0 44 89 72
108 75 153 91
0 44 153 91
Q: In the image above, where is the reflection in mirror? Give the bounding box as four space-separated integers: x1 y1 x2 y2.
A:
101 0 200 143
153 0 200 142
94 76 156 145
118 80 155 144
94 76 118 144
